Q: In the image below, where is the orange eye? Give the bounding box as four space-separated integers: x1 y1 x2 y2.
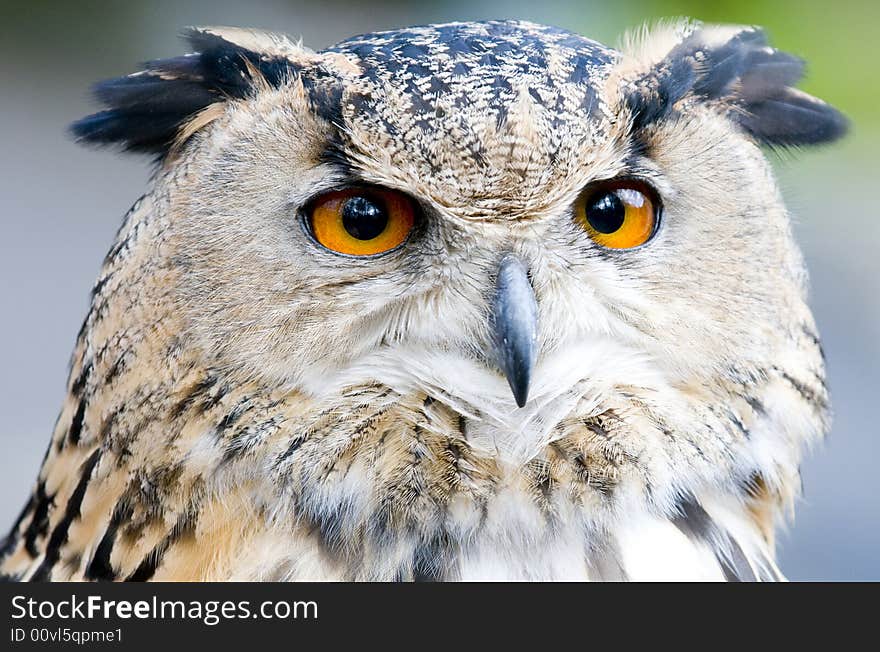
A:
308 188 415 256
307 187 416 256
575 180 659 249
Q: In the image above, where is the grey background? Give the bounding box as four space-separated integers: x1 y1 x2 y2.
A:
0 1 876 579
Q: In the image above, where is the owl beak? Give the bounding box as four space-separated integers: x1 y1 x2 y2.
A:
490 254 538 408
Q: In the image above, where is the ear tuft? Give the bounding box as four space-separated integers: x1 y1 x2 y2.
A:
624 24 847 147
737 88 848 146
70 27 311 157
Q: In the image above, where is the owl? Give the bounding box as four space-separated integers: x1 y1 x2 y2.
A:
0 19 845 581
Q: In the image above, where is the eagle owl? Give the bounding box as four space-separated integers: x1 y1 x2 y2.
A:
1 20 845 581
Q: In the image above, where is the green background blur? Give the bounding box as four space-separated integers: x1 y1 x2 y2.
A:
0 0 877 580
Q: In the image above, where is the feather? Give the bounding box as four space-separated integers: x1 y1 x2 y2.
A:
624 24 847 146
70 28 308 156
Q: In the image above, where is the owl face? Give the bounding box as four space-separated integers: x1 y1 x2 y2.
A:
75 20 843 475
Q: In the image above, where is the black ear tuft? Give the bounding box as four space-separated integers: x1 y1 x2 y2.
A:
626 26 848 147
70 28 303 156
737 91 848 146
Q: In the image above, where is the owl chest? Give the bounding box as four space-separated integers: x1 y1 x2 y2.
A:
273 491 732 582
283 466 601 581
268 417 618 580
236 443 731 581
281 500 597 581
451 517 596 581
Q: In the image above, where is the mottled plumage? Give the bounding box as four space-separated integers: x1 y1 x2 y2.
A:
1 20 844 581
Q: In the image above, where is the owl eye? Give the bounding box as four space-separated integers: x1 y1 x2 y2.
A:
575 180 659 249
307 187 416 256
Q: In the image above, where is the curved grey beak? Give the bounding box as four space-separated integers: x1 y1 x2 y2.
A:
490 254 538 408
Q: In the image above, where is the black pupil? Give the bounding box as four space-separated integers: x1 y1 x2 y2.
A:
342 196 388 240
585 191 626 234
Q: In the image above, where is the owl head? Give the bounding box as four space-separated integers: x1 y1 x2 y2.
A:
73 20 843 506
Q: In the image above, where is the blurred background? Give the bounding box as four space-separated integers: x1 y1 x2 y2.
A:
0 0 876 580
